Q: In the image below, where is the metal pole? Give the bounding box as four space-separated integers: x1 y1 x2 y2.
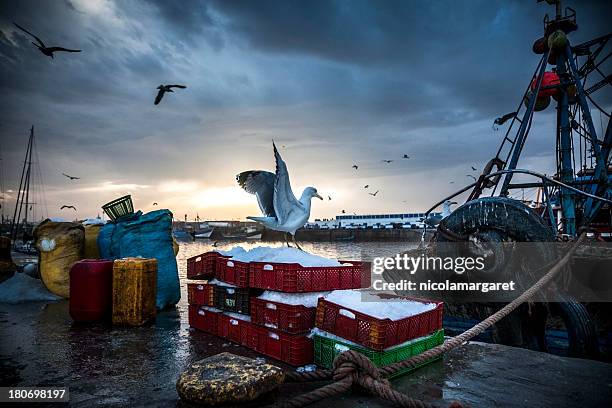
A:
500 51 550 196
556 53 576 235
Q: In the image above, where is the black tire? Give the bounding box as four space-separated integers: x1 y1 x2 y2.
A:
434 197 598 358
548 295 600 359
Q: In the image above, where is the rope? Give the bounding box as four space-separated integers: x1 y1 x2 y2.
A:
279 233 587 408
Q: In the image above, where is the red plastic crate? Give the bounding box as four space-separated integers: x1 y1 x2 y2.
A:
218 314 252 346
187 282 214 306
215 258 250 287
188 305 222 336
248 324 313 366
250 298 316 334
187 252 227 279
315 298 443 351
248 261 368 292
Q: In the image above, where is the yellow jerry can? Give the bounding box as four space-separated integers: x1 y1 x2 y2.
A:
112 257 157 326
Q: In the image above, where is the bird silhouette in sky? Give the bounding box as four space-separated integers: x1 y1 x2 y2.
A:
471 166 477 171
153 202 158 206
364 184 369 189
369 190 379 197
212 241 219 247
60 205 77 211
382 160 393 164
403 154 410 159
13 23 81 58
154 84 186 105
352 165 358 170
62 173 80 180
341 210 346 214
467 175 477 181
328 195 332 201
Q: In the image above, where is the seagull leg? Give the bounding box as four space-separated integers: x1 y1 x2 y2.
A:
291 234 303 251
284 232 293 248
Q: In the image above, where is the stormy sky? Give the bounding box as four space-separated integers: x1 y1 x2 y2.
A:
0 0 610 222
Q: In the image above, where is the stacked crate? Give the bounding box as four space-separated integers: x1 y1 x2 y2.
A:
186 251 367 366
313 293 444 376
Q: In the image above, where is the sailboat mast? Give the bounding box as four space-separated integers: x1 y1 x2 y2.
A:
10 126 34 242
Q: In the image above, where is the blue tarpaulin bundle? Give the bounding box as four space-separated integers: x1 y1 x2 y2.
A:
98 209 180 309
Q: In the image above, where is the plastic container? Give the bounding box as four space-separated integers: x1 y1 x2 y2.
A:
188 305 222 336
218 314 252 346
248 261 367 292
215 258 250 287
69 259 114 322
187 252 227 280
187 282 214 306
250 298 316 334
102 195 134 221
315 298 443 351
213 285 262 315
313 329 444 378
248 325 313 366
112 258 157 326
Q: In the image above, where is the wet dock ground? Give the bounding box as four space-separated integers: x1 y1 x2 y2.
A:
1 300 611 407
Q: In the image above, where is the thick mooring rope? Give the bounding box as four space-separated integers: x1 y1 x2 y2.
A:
279 234 587 408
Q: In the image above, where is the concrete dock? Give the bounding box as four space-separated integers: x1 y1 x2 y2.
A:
1 300 611 407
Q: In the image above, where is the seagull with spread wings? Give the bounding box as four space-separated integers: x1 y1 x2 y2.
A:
236 142 323 249
154 84 187 105
62 172 80 180
13 22 81 58
369 190 379 197
60 205 77 211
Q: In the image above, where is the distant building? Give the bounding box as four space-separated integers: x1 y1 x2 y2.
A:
307 211 442 229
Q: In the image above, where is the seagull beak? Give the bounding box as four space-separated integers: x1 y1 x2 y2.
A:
315 193 323 200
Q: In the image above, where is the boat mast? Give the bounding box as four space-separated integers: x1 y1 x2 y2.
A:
10 126 34 244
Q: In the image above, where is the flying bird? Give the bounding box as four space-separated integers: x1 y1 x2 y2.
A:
13 22 81 58
60 205 77 211
62 173 80 180
341 210 346 214
212 241 219 247
154 84 186 105
382 160 393 164
493 111 517 127
364 185 369 189
236 142 323 250
328 195 332 201
153 202 158 206
352 165 359 170
471 166 477 171
369 190 379 197
466 175 477 181
403 154 410 159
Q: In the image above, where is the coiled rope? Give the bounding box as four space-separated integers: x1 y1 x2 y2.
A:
278 233 587 408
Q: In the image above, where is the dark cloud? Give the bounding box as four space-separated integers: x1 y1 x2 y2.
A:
0 0 610 219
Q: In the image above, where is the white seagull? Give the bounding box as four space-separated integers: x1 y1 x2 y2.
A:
236 142 323 249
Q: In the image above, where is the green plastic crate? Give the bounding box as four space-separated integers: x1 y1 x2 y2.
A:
313 329 444 378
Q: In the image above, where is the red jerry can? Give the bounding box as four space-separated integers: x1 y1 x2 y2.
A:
69 259 114 322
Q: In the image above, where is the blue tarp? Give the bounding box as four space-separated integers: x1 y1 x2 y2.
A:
97 210 180 309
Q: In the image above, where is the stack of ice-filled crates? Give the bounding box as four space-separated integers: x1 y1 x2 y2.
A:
186 250 368 366
186 250 443 373
313 290 444 376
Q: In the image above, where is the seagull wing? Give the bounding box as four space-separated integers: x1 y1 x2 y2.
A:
154 88 165 105
272 142 300 224
13 22 45 47
236 170 276 218
46 47 81 53
168 85 186 89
